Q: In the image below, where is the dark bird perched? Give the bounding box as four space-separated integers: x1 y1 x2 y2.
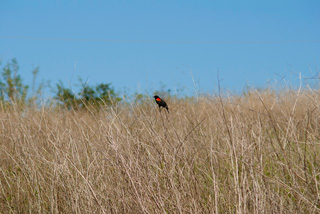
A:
154 95 169 113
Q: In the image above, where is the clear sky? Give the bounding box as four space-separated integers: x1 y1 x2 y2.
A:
1 0 320 96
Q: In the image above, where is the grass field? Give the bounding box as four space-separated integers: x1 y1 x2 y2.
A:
1 89 320 213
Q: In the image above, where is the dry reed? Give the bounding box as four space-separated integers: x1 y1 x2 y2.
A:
1 89 320 213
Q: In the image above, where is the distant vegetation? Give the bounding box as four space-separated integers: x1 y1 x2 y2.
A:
0 58 29 107
1 58 320 213
0 58 122 110
55 80 121 110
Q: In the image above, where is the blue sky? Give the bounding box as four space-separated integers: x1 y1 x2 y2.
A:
1 0 320 96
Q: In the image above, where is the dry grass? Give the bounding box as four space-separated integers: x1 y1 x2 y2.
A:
1 89 320 213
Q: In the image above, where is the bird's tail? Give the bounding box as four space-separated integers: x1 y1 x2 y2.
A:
166 106 169 113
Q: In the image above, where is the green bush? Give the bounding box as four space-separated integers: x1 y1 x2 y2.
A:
55 80 121 110
0 58 122 110
0 58 28 108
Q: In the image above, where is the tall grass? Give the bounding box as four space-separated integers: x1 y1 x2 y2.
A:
1 89 320 213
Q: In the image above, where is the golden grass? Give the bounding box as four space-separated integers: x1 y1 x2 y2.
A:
1 89 320 213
